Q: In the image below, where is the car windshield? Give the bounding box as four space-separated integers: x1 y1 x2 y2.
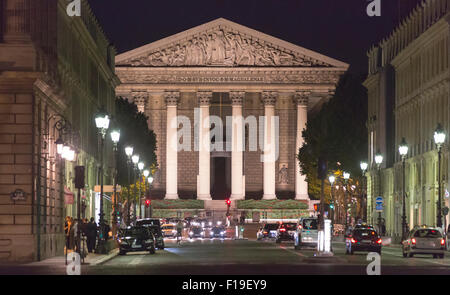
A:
212 227 224 232
122 227 149 238
353 229 377 238
191 227 202 233
281 223 296 230
136 219 160 227
413 229 442 238
264 224 279 230
302 219 318 230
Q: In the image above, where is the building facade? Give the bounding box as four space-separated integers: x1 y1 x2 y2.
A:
116 19 348 204
364 0 450 241
0 0 119 261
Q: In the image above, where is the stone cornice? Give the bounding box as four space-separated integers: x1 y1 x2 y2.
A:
116 67 344 85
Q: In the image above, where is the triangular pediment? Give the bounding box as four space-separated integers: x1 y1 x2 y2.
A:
116 18 348 68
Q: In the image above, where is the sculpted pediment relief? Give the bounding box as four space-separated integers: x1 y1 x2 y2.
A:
117 19 347 69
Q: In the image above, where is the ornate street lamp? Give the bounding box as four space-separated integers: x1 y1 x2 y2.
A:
329 175 335 223
398 137 408 240
124 146 133 225
137 162 144 219
360 162 368 222
131 154 139 223
343 172 350 229
148 175 154 217
110 129 120 237
374 151 383 234
434 124 446 228
95 109 110 254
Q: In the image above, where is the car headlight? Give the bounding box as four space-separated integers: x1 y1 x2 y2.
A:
201 232 205 235
189 231 193 235
210 231 214 235
221 231 225 235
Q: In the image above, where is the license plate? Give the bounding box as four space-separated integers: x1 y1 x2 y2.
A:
132 244 141 249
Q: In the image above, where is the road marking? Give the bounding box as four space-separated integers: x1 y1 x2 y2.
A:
279 245 306 257
129 255 146 265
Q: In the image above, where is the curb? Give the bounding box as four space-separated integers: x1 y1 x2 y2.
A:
88 248 119 266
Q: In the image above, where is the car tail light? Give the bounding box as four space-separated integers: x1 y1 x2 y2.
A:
280 228 286 232
411 238 416 245
441 239 445 246
298 225 303 230
376 238 382 244
263 231 268 234
351 238 357 243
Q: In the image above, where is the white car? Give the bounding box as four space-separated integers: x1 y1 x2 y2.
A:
402 227 445 258
294 217 318 250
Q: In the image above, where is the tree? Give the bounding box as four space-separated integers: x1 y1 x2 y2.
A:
115 97 157 193
297 72 368 200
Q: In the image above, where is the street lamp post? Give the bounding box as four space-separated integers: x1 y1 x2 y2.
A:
95 110 110 254
360 162 368 222
148 175 154 217
138 162 144 219
399 138 408 240
143 169 149 218
434 124 446 229
375 151 383 234
343 172 350 229
329 175 335 223
124 146 133 225
131 154 140 224
110 130 120 238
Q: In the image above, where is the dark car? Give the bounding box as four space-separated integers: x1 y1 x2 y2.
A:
209 226 226 239
147 225 165 250
189 226 205 238
136 218 161 227
118 226 156 255
257 223 280 240
346 228 382 254
276 223 297 243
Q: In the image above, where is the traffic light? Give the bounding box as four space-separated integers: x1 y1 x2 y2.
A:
226 199 231 206
313 203 319 211
329 203 334 209
145 199 151 208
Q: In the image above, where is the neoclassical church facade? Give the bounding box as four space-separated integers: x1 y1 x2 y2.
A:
115 18 348 202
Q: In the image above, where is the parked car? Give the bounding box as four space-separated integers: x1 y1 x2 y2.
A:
136 218 161 227
402 227 445 258
118 226 156 255
276 223 297 243
345 227 382 254
257 223 280 240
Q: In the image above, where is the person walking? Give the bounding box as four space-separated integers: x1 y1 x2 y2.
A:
86 218 97 253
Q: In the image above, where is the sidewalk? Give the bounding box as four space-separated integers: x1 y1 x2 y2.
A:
27 248 119 267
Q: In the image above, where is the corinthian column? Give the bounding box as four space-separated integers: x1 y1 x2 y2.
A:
230 91 245 200
295 91 309 200
165 91 179 199
262 91 278 200
197 91 212 200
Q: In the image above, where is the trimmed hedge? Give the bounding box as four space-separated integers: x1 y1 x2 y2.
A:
151 199 204 209
237 200 308 209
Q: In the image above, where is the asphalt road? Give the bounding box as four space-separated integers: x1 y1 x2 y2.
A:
82 238 450 275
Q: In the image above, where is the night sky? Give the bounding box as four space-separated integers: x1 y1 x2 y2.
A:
88 0 423 75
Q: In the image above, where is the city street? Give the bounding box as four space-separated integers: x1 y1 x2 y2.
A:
4 237 450 275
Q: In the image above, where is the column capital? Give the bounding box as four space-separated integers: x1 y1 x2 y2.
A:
230 91 245 106
197 91 213 106
262 91 278 106
164 91 180 106
132 91 148 113
294 91 310 106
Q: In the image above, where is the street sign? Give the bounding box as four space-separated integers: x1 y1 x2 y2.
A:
94 185 122 193
375 196 383 205
376 204 383 212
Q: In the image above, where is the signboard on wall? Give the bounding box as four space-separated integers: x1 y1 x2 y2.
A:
64 187 74 205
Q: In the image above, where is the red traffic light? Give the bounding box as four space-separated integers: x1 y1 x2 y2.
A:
226 199 231 206
313 204 318 211
145 199 151 207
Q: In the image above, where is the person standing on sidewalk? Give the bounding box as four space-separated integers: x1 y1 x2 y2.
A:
86 218 97 253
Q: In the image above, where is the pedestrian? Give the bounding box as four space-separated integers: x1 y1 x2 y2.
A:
64 216 71 252
86 217 97 253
